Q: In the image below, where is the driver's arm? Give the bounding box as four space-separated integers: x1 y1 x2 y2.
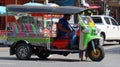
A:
57 23 71 33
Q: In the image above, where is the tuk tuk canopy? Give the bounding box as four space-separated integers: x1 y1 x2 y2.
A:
6 5 86 14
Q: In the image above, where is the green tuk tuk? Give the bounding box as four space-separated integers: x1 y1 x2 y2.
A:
6 5 104 61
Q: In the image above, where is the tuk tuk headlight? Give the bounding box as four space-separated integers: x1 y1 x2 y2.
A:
93 28 100 35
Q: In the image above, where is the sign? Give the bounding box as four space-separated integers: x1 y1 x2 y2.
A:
50 0 75 6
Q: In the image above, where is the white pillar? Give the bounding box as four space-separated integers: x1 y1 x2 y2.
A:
32 0 34 2
44 0 49 4
15 0 17 4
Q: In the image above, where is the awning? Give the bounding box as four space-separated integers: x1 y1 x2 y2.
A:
44 3 59 7
83 3 90 7
23 2 43 6
88 6 101 9
83 2 100 9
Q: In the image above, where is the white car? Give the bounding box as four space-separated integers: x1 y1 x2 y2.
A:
91 15 120 44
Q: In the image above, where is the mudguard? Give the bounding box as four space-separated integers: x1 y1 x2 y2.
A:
10 40 29 55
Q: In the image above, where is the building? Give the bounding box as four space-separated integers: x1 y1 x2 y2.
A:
2 0 120 29
85 0 104 15
0 0 45 5
0 0 45 30
0 0 79 30
82 0 120 22
109 0 120 22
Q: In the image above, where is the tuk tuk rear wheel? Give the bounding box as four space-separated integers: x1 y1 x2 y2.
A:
15 43 32 60
88 45 105 61
36 50 50 59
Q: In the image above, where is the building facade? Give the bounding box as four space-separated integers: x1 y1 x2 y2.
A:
0 0 45 30
109 0 120 22
85 0 106 15
0 0 120 29
85 0 120 22
0 0 44 5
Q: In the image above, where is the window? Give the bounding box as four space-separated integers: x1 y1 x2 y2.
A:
92 17 102 24
104 17 110 25
118 0 120 4
111 18 118 25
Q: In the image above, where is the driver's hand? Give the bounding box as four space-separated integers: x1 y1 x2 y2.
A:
67 31 73 34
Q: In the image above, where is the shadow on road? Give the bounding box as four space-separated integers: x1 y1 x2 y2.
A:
103 41 119 46
105 46 120 54
0 56 91 62
0 57 17 60
103 44 119 46
37 58 91 62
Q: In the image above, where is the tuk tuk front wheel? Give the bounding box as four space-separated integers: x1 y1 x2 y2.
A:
15 43 32 60
88 45 105 61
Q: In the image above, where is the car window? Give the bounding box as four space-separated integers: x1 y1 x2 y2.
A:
92 17 102 24
110 18 118 25
104 17 110 25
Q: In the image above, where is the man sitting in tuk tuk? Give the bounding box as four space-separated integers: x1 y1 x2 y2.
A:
57 14 77 49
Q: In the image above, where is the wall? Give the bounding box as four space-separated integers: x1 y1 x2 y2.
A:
109 0 120 22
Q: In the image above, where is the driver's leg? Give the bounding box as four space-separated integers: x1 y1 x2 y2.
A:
67 31 78 49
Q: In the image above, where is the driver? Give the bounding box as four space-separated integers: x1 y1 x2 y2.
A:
57 14 77 49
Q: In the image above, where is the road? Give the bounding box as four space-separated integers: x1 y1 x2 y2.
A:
0 42 120 67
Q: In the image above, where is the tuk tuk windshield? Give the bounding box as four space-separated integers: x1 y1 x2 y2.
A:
81 16 95 27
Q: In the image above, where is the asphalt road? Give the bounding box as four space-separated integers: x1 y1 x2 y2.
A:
0 42 120 67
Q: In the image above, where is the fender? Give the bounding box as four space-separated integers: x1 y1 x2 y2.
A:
10 40 30 55
79 35 101 50
86 36 102 47
86 38 102 53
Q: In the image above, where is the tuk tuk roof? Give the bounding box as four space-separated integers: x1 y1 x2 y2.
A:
6 5 86 14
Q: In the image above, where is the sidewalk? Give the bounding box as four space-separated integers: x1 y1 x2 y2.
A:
0 47 9 50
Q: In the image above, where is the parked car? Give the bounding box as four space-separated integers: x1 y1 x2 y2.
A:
91 15 120 45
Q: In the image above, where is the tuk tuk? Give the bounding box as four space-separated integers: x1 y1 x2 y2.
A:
6 5 104 61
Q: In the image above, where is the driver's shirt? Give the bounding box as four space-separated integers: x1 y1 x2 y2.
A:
58 18 71 36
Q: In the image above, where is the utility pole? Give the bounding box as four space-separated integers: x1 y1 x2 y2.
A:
44 0 49 4
15 0 17 4
101 0 105 15
101 0 109 15
105 0 109 15
75 0 80 7
32 0 34 2
74 0 80 24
